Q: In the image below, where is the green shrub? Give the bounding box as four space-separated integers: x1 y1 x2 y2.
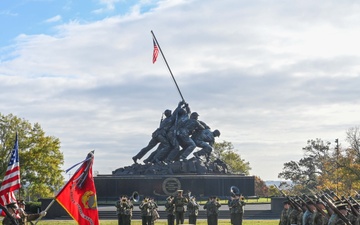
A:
25 201 41 213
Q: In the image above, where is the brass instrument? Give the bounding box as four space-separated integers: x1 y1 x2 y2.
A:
121 195 128 202
188 195 197 205
230 186 240 197
139 197 149 208
187 191 195 201
131 191 140 202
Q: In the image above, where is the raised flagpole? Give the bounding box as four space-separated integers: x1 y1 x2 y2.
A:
0 132 21 206
151 30 186 103
34 151 97 225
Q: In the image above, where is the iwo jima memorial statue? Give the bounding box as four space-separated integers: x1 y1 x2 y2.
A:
94 32 255 201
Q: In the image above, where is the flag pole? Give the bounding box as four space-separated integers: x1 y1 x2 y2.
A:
33 200 55 225
151 30 186 103
34 152 95 225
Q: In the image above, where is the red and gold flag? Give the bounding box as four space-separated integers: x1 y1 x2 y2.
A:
56 151 99 225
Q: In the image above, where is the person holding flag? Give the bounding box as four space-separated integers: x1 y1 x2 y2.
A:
17 200 46 225
1 202 20 225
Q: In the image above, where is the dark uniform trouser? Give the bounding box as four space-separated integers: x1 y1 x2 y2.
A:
168 214 175 225
175 211 185 225
121 214 131 225
118 214 123 225
207 214 218 225
189 215 197 224
141 215 152 225
231 213 243 225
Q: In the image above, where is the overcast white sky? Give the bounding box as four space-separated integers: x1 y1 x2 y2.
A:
1 0 360 181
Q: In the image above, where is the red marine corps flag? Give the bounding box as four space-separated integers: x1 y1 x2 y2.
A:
56 151 99 225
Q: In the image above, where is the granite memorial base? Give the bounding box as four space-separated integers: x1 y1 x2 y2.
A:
94 174 255 203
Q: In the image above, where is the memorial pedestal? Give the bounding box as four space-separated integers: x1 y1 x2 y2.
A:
94 174 255 202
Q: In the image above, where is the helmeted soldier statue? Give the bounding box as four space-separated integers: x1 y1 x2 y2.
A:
176 112 205 160
192 129 220 161
132 108 173 164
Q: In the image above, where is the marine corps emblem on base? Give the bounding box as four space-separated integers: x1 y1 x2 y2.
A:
162 177 181 196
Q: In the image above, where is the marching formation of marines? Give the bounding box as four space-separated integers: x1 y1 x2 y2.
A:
278 188 360 225
132 101 221 164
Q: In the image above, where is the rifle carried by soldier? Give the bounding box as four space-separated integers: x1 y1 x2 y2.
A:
326 188 360 218
320 192 352 225
349 196 360 209
274 185 303 212
341 195 360 217
308 188 333 218
303 193 329 219
296 194 314 213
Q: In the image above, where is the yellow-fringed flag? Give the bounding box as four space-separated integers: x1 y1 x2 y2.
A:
56 151 99 225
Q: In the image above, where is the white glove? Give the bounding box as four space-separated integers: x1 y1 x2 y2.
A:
40 211 47 217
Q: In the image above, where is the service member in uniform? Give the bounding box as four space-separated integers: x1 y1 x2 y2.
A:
204 196 221 225
165 196 175 225
287 200 301 225
311 199 328 225
187 196 200 225
228 193 246 225
139 197 152 225
348 203 360 225
115 195 125 225
171 190 188 225
2 202 20 225
116 196 133 225
328 203 350 225
302 198 316 225
297 202 307 225
17 200 46 225
149 198 159 225
279 200 290 225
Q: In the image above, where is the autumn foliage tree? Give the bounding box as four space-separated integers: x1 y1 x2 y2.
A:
0 113 64 200
254 176 269 197
213 141 251 175
278 126 360 194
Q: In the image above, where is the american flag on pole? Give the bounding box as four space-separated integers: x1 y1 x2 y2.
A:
152 39 159 64
0 133 21 210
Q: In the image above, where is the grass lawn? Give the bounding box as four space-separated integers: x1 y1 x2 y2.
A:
36 219 279 225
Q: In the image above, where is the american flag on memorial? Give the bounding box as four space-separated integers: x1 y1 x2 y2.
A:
0 133 21 213
152 39 159 64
